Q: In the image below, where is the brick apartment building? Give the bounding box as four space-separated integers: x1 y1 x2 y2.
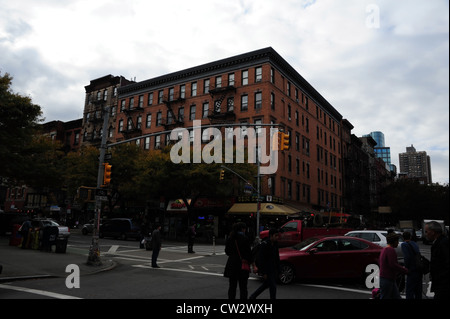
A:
81 75 135 147
110 47 350 222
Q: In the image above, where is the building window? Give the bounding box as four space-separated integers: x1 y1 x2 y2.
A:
169 87 174 101
158 90 164 104
228 73 235 86
148 92 153 105
180 85 186 99
138 95 144 108
111 105 116 117
255 92 262 110
156 111 162 126
191 82 197 97
137 115 142 129
215 76 222 88
270 92 275 110
254 119 262 136
240 121 248 138
155 135 161 149
287 181 292 199
118 119 123 132
103 89 108 101
190 105 196 120
270 67 275 84
146 114 152 128
227 97 234 112
203 79 210 94
255 67 262 82
241 95 248 111
129 97 134 110
120 100 126 112
178 106 184 122
167 110 173 124
242 70 248 85
203 102 209 118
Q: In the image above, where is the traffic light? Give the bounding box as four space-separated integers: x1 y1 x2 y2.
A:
219 169 225 181
279 132 290 151
103 163 112 186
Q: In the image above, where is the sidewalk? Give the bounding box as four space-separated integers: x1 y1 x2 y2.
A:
0 236 115 283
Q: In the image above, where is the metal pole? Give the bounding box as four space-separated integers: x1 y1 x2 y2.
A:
87 106 109 266
256 146 261 242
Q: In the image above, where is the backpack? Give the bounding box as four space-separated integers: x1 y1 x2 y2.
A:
406 242 430 275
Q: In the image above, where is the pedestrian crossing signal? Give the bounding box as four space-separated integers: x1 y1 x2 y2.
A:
219 169 225 181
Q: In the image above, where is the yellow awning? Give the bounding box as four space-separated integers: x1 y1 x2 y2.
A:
227 203 298 216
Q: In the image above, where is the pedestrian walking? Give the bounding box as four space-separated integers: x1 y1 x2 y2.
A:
187 223 196 253
379 232 408 299
151 224 162 268
401 231 422 299
249 228 280 300
224 222 252 299
424 221 449 299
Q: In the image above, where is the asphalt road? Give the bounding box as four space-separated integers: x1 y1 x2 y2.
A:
0 230 434 301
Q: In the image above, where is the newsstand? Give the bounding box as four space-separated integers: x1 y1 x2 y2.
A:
55 237 68 253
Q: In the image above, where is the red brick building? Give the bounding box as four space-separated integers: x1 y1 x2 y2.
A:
115 47 350 216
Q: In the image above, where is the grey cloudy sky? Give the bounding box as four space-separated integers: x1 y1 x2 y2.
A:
1 0 448 184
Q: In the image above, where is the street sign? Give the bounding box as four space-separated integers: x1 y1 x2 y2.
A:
95 188 108 201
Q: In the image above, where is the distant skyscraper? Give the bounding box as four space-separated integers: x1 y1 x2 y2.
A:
364 131 395 172
399 144 432 184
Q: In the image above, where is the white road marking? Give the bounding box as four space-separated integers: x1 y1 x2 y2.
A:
107 245 120 253
0 284 82 299
300 283 372 295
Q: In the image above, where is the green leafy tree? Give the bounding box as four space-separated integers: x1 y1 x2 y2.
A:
0 72 44 184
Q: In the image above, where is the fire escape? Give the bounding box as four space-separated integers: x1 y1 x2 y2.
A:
86 96 108 143
122 104 143 139
162 91 185 129
208 85 236 124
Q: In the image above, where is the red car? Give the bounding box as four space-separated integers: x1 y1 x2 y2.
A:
278 236 382 284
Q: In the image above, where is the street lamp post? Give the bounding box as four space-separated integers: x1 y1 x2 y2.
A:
87 106 109 266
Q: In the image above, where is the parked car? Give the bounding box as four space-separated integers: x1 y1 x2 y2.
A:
30 218 70 239
278 236 382 284
99 218 141 240
82 219 103 235
345 229 404 261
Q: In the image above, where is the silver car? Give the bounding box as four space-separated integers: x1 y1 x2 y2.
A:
32 218 70 239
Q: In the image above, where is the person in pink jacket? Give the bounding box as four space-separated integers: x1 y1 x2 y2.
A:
379 232 408 299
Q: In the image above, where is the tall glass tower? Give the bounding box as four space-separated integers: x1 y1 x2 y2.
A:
364 131 395 172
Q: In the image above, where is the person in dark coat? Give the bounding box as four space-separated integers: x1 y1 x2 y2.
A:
151 224 162 268
224 222 252 299
187 223 196 253
401 231 422 299
425 221 449 299
249 228 281 299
